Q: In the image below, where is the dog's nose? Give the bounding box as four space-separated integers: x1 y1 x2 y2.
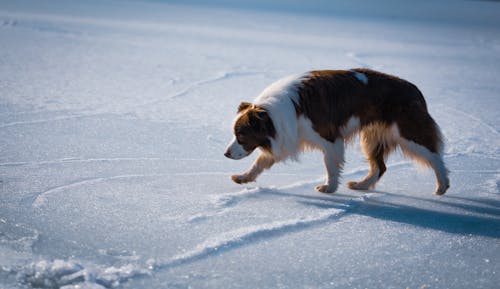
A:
224 150 231 158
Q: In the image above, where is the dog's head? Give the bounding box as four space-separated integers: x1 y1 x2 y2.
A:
224 102 276 160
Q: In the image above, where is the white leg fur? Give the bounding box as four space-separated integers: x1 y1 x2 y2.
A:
296 116 345 193
316 138 344 193
399 139 450 195
231 153 275 184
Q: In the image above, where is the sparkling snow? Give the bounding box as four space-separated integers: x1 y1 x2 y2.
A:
1 0 499 288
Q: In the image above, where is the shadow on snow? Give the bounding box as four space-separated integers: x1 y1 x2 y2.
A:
294 190 500 238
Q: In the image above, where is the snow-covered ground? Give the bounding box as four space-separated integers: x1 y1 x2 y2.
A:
1 0 499 288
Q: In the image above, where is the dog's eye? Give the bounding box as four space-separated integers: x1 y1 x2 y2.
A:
236 134 247 144
235 128 247 137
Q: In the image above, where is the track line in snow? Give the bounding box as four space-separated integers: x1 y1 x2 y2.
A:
30 169 319 209
156 192 375 270
137 70 263 107
0 157 160 167
211 187 265 208
0 108 84 117
439 105 500 136
187 187 264 222
31 171 233 208
31 175 157 208
158 207 349 270
0 157 224 167
0 113 105 129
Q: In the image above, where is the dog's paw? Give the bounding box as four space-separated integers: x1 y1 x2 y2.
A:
231 174 254 184
347 181 369 190
434 183 450 196
315 184 337 194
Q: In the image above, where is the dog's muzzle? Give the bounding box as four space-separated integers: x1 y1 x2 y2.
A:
224 137 250 160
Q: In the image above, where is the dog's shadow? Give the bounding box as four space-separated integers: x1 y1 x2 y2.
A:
266 189 500 238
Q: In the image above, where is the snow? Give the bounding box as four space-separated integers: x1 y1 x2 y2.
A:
1 0 499 288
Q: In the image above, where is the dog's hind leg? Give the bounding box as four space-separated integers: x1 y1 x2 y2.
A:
347 124 396 190
348 144 386 190
397 113 450 195
399 138 449 195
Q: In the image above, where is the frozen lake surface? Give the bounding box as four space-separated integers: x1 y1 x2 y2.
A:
1 0 499 288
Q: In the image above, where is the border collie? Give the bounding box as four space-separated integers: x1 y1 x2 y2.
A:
224 69 449 195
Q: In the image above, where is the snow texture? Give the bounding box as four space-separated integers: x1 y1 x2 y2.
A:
1 0 499 288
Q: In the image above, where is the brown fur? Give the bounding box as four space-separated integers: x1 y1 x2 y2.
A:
233 105 276 154
297 69 442 153
226 69 449 195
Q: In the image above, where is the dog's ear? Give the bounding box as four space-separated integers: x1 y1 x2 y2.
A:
249 107 273 134
253 107 268 121
238 102 252 113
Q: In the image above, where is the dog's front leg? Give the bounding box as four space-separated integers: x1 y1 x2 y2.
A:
316 139 344 194
231 154 275 184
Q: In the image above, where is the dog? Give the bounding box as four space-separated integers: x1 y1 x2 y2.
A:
224 69 449 195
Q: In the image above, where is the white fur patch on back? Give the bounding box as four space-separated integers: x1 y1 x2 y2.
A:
352 71 368 85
